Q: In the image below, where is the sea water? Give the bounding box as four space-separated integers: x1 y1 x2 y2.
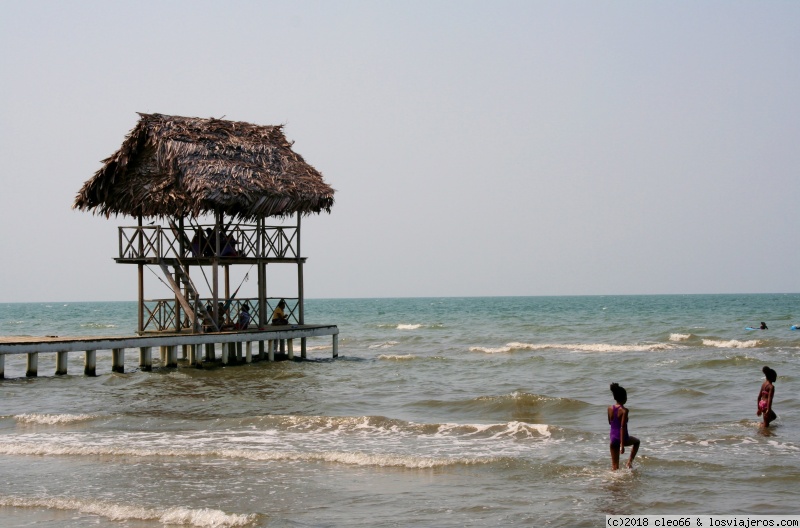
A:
0 294 798 527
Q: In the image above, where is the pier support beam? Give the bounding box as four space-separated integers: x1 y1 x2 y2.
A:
112 348 125 373
245 342 252 363
288 339 294 360
259 341 265 360
56 351 68 376
0 354 4 379
84 350 96 376
205 343 215 362
332 334 338 358
139 347 152 371
267 340 274 362
221 343 229 365
301 338 307 359
166 346 178 368
26 352 38 377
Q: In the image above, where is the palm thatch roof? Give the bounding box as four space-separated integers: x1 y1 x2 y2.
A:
74 113 335 220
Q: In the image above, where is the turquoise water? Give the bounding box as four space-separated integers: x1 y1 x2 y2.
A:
1 294 799 526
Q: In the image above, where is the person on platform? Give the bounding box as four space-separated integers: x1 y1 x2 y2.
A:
271 299 289 325
237 304 251 330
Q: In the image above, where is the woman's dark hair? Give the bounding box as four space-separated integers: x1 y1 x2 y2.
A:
610 383 627 404
763 366 777 383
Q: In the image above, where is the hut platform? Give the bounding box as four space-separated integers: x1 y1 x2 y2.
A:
0 324 339 379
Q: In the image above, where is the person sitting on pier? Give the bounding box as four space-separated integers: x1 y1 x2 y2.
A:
190 229 206 257
271 299 289 325
237 304 251 330
220 229 238 257
218 301 235 330
202 303 215 332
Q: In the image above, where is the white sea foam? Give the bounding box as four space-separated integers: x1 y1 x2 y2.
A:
670 333 691 341
369 341 398 349
378 354 417 360
0 442 497 469
306 345 330 351
397 324 422 330
15 413 99 425
0 495 257 527
469 345 512 354
701 339 759 348
472 342 674 353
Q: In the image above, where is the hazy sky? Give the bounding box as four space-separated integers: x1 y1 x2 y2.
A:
1 1 798 302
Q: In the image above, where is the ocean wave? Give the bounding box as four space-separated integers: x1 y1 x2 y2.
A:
397 324 422 330
378 354 417 360
368 341 398 349
14 413 100 425
471 342 675 354
0 495 258 527
258 414 552 441
306 345 330 351
701 339 759 348
0 442 499 469
79 323 117 329
670 333 691 341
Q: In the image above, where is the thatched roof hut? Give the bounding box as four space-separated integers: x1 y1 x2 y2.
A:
74 113 335 220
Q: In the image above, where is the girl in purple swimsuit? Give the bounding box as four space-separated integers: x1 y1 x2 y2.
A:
757 366 777 428
608 383 641 470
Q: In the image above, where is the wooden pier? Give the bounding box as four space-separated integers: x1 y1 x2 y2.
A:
0 325 339 379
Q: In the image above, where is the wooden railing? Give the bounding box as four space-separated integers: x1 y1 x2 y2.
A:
119 224 299 260
142 297 299 333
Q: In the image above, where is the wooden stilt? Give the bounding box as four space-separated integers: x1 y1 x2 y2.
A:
268 340 274 361
259 341 265 360
205 343 215 361
0 354 4 379
333 334 338 358
26 352 38 377
56 351 68 375
160 346 167 365
221 343 229 365
112 348 125 373
245 341 252 363
166 346 178 368
288 339 294 360
139 347 152 371
84 350 96 376
301 337 307 359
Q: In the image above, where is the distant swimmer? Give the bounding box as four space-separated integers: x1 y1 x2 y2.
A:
608 383 641 470
756 366 777 428
760 322 768 330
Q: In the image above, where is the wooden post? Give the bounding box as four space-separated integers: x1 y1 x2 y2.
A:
166 346 178 368
160 346 167 365
259 341 265 360
26 352 38 377
212 211 220 333
174 266 182 333
268 340 274 361
84 350 96 376
301 338 307 359
245 341 252 363
139 347 152 371
0 354 4 379
138 215 144 334
297 213 304 326
205 343 215 361
333 334 338 358
288 339 294 360
221 343 229 365
112 348 125 373
56 351 68 375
